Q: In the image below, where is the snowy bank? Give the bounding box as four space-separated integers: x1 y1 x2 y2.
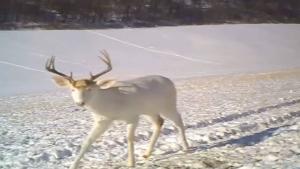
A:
0 69 300 169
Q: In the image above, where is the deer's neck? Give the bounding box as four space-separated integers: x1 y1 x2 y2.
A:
84 88 123 118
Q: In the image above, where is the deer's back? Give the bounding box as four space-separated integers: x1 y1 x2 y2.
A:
123 75 177 113
91 75 177 120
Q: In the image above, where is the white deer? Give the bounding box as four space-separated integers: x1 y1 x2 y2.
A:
45 50 189 169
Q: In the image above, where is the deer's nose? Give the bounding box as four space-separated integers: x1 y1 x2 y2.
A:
76 102 85 107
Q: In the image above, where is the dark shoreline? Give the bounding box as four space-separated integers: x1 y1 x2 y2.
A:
1 21 300 30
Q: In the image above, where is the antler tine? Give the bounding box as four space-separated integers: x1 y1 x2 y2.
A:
45 56 54 71
90 50 112 81
45 56 74 82
100 49 109 58
45 57 50 69
99 50 111 64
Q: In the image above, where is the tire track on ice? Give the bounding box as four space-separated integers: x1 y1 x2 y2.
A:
85 30 221 65
0 60 46 73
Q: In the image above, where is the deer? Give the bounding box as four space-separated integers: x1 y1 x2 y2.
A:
45 50 189 169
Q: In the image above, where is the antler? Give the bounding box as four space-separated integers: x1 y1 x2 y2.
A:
89 50 112 81
45 56 74 82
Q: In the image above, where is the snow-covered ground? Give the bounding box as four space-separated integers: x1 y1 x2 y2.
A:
0 24 300 169
0 69 300 169
0 24 300 96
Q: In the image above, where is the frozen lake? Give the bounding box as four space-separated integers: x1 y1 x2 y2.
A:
0 24 300 96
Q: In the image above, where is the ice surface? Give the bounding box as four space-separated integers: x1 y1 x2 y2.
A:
0 24 300 96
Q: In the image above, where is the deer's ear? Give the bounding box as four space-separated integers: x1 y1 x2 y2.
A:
52 76 71 87
97 80 117 89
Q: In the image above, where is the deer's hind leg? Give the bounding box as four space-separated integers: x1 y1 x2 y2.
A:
162 110 189 151
143 115 164 158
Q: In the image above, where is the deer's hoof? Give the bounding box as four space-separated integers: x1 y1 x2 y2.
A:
142 154 149 159
127 163 135 167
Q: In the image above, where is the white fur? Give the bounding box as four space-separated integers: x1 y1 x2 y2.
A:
54 75 189 169
71 89 85 105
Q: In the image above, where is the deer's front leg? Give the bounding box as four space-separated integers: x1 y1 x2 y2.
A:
70 119 112 169
127 122 137 167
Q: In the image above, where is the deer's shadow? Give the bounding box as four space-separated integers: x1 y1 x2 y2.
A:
186 98 300 130
161 99 300 155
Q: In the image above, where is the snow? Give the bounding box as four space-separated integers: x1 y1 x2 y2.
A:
1 69 300 169
0 24 300 169
1 24 300 96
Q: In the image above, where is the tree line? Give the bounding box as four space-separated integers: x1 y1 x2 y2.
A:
0 0 299 29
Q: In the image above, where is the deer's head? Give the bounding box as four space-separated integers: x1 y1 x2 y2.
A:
45 50 113 106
